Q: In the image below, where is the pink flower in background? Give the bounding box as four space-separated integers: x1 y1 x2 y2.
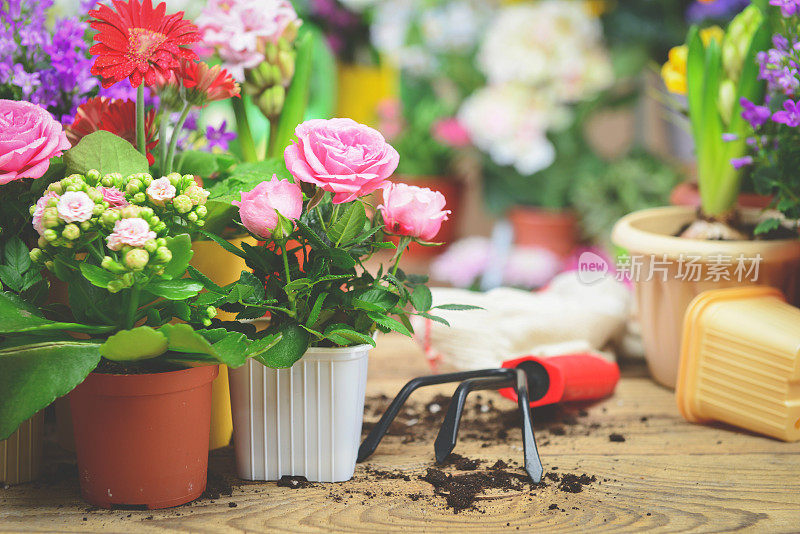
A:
233 175 303 239
0 100 71 185
378 182 450 241
431 117 471 147
285 118 400 204
107 217 156 250
98 186 128 208
197 0 300 80
376 98 404 140
32 191 60 235
146 177 177 205
56 191 94 223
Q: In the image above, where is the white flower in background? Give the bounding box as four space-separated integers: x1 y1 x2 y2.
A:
478 1 613 102
420 0 494 53
371 0 437 75
458 83 571 175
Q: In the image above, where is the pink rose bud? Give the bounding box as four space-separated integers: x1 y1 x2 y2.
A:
232 175 303 239
106 217 157 251
146 177 177 205
57 191 95 223
32 191 60 235
378 183 451 242
0 100 71 185
98 186 129 208
284 118 399 204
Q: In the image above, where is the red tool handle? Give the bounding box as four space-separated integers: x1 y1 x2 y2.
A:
500 352 619 407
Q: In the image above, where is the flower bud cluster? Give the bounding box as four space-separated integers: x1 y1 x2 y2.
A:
244 38 295 119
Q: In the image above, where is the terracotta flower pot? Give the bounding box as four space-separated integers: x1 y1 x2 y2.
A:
69 365 218 509
509 207 579 258
612 206 800 388
0 412 43 485
377 176 463 258
670 181 773 210
191 236 257 450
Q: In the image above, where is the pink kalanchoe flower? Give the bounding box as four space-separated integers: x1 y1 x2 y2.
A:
107 217 157 250
57 191 95 223
378 182 451 242
431 117 471 147
146 177 177 205
284 118 400 204
232 175 302 239
32 191 60 235
98 186 129 208
0 100 71 185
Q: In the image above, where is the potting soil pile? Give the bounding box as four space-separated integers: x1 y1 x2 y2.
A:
413 272 630 370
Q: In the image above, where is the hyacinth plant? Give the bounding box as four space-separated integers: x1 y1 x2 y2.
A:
734 0 800 233
662 2 770 236
195 118 471 366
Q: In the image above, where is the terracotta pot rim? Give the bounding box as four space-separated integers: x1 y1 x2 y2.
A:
508 206 577 220
612 206 800 262
81 365 219 398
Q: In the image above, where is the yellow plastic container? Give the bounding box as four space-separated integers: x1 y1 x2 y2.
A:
191 236 257 449
1 412 44 484
335 62 397 126
676 286 800 441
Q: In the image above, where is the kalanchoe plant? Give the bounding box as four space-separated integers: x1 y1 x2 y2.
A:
197 118 468 368
0 167 281 441
734 0 800 233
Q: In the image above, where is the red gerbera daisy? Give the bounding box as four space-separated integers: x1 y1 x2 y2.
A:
67 97 159 165
88 0 200 88
181 60 241 104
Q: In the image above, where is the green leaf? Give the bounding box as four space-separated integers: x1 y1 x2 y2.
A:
754 218 781 235
296 219 330 251
99 326 169 361
162 234 193 279
432 304 483 311
0 291 114 334
160 324 249 368
271 31 313 157
0 341 101 440
306 293 327 328
64 131 149 177
187 265 224 293
354 288 398 312
322 323 376 347
325 248 356 269
327 201 367 246
418 312 450 327
410 285 432 312
367 311 412 336
145 279 204 300
0 265 23 292
198 230 248 259
178 150 235 177
253 323 310 368
3 237 30 274
79 263 116 289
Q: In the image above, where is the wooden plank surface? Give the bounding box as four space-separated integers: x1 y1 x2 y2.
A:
1 333 799 533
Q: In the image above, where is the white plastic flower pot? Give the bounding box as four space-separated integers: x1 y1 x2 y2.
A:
229 344 370 483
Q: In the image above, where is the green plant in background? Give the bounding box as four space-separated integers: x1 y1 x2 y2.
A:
682 4 768 218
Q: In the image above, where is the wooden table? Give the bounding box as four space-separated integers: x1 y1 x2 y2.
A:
2 333 799 533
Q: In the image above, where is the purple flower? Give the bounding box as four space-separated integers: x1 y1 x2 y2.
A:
687 0 749 22
722 133 739 142
740 97 772 129
205 121 236 152
730 156 754 169
772 99 800 126
770 0 800 16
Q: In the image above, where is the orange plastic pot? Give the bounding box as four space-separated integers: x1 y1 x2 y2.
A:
69 365 218 509
509 207 578 258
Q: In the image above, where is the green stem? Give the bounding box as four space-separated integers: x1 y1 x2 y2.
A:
280 242 292 284
158 111 169 173
316 205 327 232
136 85 146 159
125 285 141 330
267 117 280 159
391 237 410 276
166 103 192 175
329 203 340 227
231 97 258 163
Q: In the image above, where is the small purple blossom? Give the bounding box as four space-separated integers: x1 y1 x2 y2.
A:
772 99 800 126
740 97 772 129
730 156 754 169
205 121 236 152
687 0 749 22
722 133 738 142
770 0 800 17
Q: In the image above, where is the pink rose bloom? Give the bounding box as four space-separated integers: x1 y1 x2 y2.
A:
378 183 451 242
232 175 302 239
98 186 128 208
146 177 176 205
107 218 156 251
432 117 471 148
0 100 71 185
57 191 95 223
284 118 400 204
32 191 60 235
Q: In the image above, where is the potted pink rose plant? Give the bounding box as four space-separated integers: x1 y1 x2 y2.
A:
197 118 465 482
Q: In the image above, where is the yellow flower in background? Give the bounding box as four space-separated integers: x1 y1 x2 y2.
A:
700 26 724 46
662 45 688 95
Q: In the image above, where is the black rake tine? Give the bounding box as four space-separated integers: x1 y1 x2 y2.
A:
513 367 543 483
358 368 510 462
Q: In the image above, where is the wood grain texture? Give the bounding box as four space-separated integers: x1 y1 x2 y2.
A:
1 334 798 533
